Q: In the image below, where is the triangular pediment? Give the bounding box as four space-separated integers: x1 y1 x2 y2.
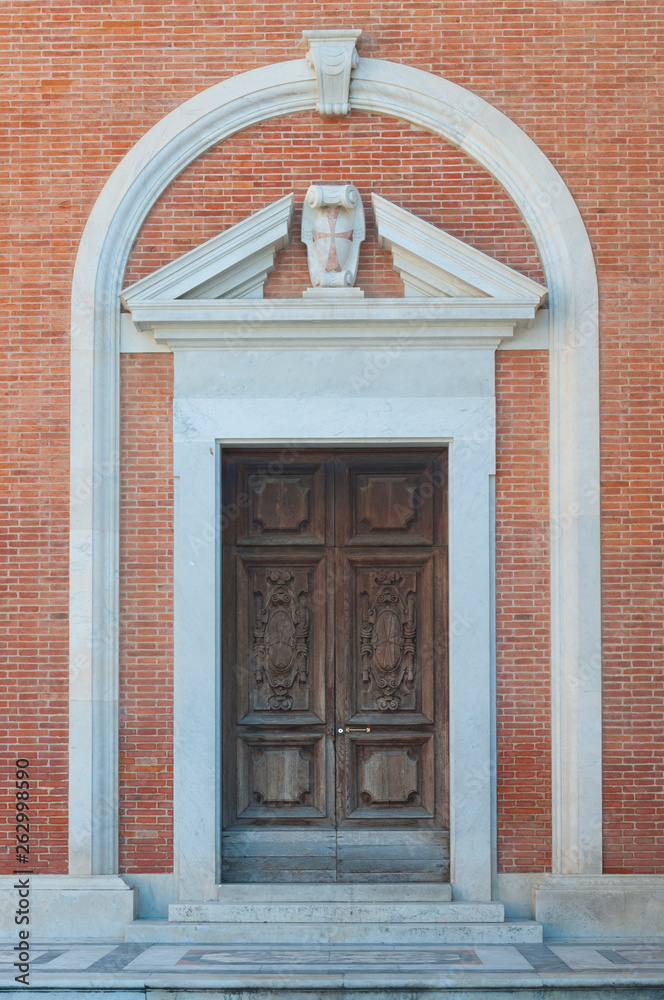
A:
372 194 547 304
121 188 547 354
120 194 294 306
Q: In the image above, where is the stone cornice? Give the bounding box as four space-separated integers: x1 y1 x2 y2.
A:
128 296 539 327
123 296 544 349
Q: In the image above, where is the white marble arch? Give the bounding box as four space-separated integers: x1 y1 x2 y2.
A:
69 54 601 892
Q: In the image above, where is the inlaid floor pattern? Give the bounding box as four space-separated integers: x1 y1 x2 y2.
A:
2 941 664 977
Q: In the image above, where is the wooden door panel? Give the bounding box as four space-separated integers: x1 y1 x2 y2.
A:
237 733 328 820
345 733 435 820
339 551 437 725
224 451 331 546
223 545 335 843
235 553 330 724
335 522 447 837
336 451 446 547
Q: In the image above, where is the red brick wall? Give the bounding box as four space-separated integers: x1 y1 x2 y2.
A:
1 160 71 873
495 352 551 871
0 381 69 872
3 2 662 876
119 355 174 873
602 354 664 873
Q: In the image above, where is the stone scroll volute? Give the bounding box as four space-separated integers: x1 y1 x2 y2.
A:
302 28 362 117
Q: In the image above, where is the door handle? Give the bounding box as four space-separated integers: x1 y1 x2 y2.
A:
338 727 371 733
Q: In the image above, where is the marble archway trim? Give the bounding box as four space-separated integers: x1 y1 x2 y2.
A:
69 55 601 881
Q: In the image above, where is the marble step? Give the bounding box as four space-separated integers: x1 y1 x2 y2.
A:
127 919 543 945
169 901 505 923
216 882 452 902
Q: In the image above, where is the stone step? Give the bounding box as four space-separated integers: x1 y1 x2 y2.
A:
126 919 543 945
169 901 505 924
216 881 453 902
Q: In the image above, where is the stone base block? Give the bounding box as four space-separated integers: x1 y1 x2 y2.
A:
535 875 664 940
0 875 136 940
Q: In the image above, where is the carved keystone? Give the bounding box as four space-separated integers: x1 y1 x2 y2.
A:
302 29 362 117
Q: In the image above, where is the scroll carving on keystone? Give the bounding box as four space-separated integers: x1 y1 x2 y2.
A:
253 570 309 711
301 183 365 290
360 571 416 711
302 29 361 116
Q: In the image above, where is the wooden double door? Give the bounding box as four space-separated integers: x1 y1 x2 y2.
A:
222 448 449 882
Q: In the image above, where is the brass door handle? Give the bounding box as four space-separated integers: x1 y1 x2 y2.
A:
338 727 371 733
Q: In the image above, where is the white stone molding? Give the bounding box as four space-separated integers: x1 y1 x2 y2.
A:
301 183 365 289
125 297 541 349
120 194 294 304
372 193 548 304
69 54 601 888
302 29 361 116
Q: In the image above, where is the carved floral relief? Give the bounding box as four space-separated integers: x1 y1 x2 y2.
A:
360 570 416 711
253 570 309 711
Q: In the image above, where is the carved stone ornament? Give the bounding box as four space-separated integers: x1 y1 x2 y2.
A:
360 571 416 712
302 29 361 117
301 184 365 289
253 571 309 711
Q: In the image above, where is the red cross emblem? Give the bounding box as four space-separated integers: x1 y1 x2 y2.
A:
312 207 354 272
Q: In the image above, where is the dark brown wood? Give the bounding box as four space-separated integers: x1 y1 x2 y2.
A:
335 451 447 547
224 450 333 546
222 448 448 882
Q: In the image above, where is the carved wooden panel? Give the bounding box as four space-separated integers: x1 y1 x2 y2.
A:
360 746 419 805
357 476 419 531
234 554 329 723
346 735 435 819
338 553 436 722
336 451 446 546
359 568 418 713
253 569 310 712
237 734 327 819
224 451 331 545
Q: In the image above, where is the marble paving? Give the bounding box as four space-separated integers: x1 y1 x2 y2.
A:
1 939 664 990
